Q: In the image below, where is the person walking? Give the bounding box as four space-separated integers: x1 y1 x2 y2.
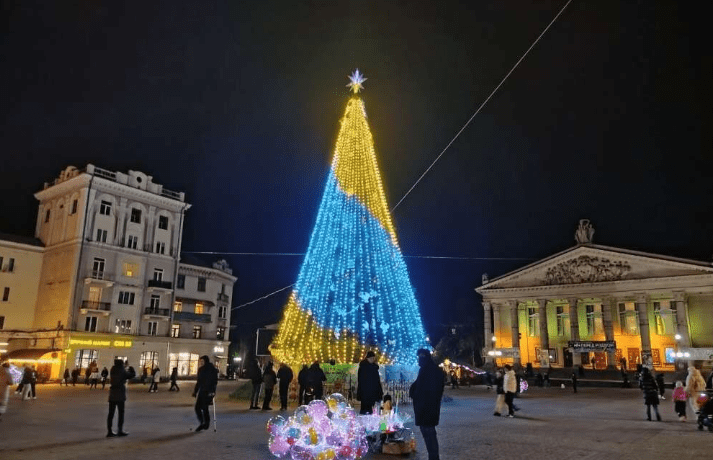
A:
1 362 13 420
140 367 148 385
71 368 79 386
503 364 518 417
493 370 506 416
571 372 578 393
62 368 70 386
21 365 35 400
277 363 293 411
640 367 661 421
261 362 277 410
307 361 327 401
107 359 136 437
655 373 666 399
357 351 383 414
247 357 262 410
672 380 687 421
169 367 180 391
409 349 444 460
297 364 309 405
148 367 160 393
89 368 100 389
685 365 706 415
100 367 109 390
192 355 218 432
84 367 91 386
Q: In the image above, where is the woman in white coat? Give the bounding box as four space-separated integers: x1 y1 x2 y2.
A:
685 366 706 414
503 364 518 417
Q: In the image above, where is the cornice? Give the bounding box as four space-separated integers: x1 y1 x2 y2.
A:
34 174 92 201
92 178 190 211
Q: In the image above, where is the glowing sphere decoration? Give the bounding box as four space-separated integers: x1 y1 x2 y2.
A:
266 394 367 460
269 71 429 366
7 364 23 384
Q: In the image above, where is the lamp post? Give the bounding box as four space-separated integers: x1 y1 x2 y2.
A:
233 356 242 379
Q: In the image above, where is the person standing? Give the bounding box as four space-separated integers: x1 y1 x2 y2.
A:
62 368 70 386
261 362 276 410
247 357 262 410
192 355 218 432
640 367 661 421
140 367 148 385
149 367 160 393
100 367 109 390
655 373 666 400
89 368 100 389
169 367 180 391
571 372 578 393
357 351 383 414
685 365 706 415
307 361 326 401
297 364 309 405
503 364 517 417
20 365 34 400
277 363 293 411
0 362 13 420
71 368 79 386
672 380 687 421
409 349 444 460
107 359 136 437
84 367 91 386
493 370 505 416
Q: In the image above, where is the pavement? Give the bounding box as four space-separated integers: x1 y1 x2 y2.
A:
0 380 711 460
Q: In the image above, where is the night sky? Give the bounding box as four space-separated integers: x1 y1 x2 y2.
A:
1 1 711 347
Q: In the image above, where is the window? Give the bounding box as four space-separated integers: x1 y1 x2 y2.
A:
7 258 14 272
197 277 206 292
173 301 182 312
556 306 565 336
75 349 98 369
177 274 185 289
195 303 204 315
653 301 677 336
140 351 159 370
92 258 105 279
618 302 639 335
0 315 4 329
150 295 161 309
169 352 200 376
123 262 138 278
155 242 165 254
130 208 142 223
84 316 98 332
114 319 132 334
96 228 108 243
153 269 163 281
3 287 10 302
71 199 78 215
127 235 138 249
158 215 168 230
147 321 158 336
585 305 602 335
45 209 50 223
171 324 180 338
217 326 226 340
118 291 135 305
218 305 227 319
192 325 202 339
99 200 112 215
527 306 538 337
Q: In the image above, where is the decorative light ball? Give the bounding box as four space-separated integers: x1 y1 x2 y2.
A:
268 436 290 457
267 415 287 436
287 427 301 439
308 399 329 419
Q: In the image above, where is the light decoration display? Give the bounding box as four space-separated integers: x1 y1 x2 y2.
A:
358 403 411 434
270 70 428 366
7 364 23 384
266 394 368 460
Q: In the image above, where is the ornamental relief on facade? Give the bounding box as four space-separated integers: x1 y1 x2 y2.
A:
542 256 631 285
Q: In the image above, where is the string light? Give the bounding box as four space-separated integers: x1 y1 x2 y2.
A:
270 75 428 366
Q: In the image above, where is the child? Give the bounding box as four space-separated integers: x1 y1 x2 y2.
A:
381 394 392 414
672 381 687 421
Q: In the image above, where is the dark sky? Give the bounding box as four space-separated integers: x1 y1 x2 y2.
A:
1 1 711 346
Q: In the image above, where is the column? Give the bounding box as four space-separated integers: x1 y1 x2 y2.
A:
568 298 581 366
635 294 652 366
600 297 616 368
145 206 156 251
672 291 691 347
492 303 501 363
537 299 549 366
483 301 493 355
510 301 521 366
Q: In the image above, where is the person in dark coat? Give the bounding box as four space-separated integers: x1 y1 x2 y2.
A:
62 368 71 386
307 361 327 400
107 359 136 437
409 349 444 460
640 367 661 421
71 368 79 386
357 351 383 414
169 367 180 391
277 363 293 411
297 364 309 405
100 367 109 389
655 373 666 399
571 372 578 393
84 367 91 385
192 355 218 432
247 357 262 410
262 362 277 410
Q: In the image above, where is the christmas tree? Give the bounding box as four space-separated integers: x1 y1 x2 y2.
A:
270 70 428 366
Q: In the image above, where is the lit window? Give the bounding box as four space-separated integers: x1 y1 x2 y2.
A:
123 262 139 278
217 327 226 340
556 306 566 336
140 351 159 369
173 301 182 312
195 303 204 315
171 324 180 338
114 319 132 334
527 306 539 337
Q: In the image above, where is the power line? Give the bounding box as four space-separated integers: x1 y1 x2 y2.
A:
232 283 294 310
391 0 574 212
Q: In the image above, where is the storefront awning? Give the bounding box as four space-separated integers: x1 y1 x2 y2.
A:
6 348 61 362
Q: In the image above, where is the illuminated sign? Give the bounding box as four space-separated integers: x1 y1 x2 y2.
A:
68 337 133 348
213 346 225 353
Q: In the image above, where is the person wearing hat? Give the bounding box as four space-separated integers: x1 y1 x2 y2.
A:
192 355 218 432
357 351 383 415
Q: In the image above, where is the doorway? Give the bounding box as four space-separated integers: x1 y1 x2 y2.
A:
627 348 640 370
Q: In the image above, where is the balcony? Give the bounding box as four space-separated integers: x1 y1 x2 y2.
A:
84 270 114 286
173 311 212 323
81 301 111 314
147 279 173 290
217 293 229 302
144 307 170 317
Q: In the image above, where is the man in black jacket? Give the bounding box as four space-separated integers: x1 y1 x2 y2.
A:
297 364 308 405
357 351 383 414
409 349 444 460
277 363 293 411
193 355 218 432
107 359 136 437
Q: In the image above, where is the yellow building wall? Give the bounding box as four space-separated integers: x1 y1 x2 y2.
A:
33 245 79 330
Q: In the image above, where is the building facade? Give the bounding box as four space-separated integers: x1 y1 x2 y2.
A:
477 222 713 372
0 165 235 380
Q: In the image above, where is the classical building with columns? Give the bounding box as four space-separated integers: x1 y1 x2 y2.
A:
477 221 713 371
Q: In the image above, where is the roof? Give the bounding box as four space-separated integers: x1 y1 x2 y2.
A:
180 253 215 269
0 231 44 248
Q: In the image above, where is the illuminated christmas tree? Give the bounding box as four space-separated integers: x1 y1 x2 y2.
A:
270 70 428 366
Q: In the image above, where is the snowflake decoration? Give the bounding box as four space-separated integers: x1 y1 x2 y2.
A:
347 69 367 93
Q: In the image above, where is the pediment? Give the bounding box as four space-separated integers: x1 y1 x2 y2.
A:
480 245 713 290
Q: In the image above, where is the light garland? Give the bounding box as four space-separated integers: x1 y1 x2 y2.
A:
270 73 428 366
